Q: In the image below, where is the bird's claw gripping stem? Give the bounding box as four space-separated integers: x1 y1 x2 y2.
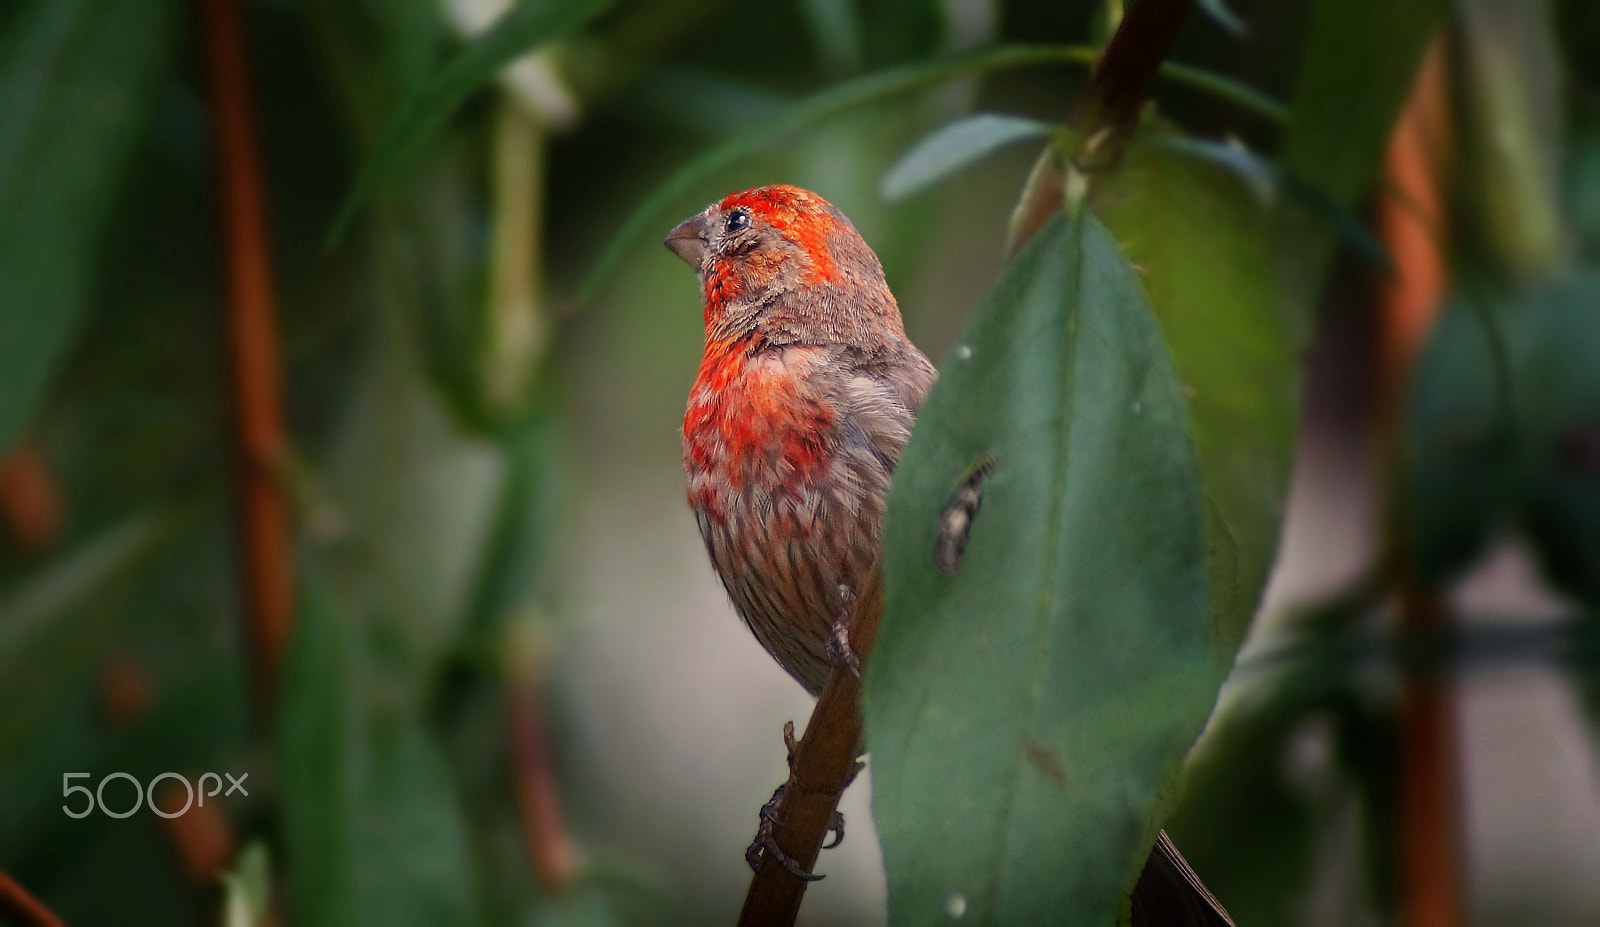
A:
745 785 845 881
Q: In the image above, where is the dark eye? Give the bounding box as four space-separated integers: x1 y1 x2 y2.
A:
725 211 751 233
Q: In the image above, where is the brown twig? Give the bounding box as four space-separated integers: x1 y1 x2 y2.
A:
0 872 65 927
198 0 294 707
1374 36 1462 927
505 637 578 893
1074 0 1196 167
1008 0 1196 253
736 573 883 926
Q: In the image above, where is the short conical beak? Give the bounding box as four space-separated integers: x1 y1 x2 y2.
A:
663 213 710 266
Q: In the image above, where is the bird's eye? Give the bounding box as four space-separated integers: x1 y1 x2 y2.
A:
725 211 751 234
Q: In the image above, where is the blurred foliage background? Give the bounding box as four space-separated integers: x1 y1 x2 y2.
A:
3 0 1600 924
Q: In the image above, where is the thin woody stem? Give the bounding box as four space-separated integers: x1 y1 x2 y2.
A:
1075 0 1196 166
1008 0 1195 253
198 0 294 708
736 574 882 926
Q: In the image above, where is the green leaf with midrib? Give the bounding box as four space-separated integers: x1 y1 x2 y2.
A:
868 211 1212 923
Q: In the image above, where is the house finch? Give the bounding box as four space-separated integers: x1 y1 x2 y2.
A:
667 184 935 697
665 185 1230 925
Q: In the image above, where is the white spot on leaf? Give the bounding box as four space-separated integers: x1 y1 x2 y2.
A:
945 891 968 919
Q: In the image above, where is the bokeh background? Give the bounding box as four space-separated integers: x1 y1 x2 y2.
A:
2 0 1600 924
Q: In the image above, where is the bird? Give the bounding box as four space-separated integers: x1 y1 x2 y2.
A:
664 184 1232 926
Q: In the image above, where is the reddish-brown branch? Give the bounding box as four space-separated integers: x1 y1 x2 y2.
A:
198 0 293 707
506 648 578 893
1008 0 1195 251
737 574 883 926
1076 0 1196 166
1375 36 1462 927
0 441 63 554
0 872 64 927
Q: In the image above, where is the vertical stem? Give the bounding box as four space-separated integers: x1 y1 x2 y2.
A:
199 0 293 707
1008 0 1195 252
1076 0 1195 164
484 103 550 418
506 633 578 892
1374 36 1463 927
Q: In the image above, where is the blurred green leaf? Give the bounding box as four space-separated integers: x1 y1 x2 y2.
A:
0 510 174 702
1406 276 1600 602
278 565 478 927
578 43 1101 300
580 47 1289 300
1273 0 1446 345
1458 0 1566 280
222 842 273 927
525 887 625 927
1141 134 1387 266
326 0 612 245
1094 127 1297 659
1165 703 1317 927
881 113 1054 201
1569 120 1600 264
1196 0 1247 36
0 0 177 454
1155 62 1288 124
1511 278 1600 606
323 310 504 666
1404 292 1519 585
868 213 1211 923
1279 0 1446 208
1169 593 1395 926
799 0 862 72
857 0 948 68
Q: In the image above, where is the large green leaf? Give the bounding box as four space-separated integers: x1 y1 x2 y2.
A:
0 0 177 454
1094 130 1298 660
868 212 1211 923
278 566 477 927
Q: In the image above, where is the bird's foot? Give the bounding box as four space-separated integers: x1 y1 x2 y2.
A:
745 785 844 881
825 585 862 679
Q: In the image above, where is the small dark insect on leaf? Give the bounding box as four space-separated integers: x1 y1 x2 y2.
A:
934 454 996 575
